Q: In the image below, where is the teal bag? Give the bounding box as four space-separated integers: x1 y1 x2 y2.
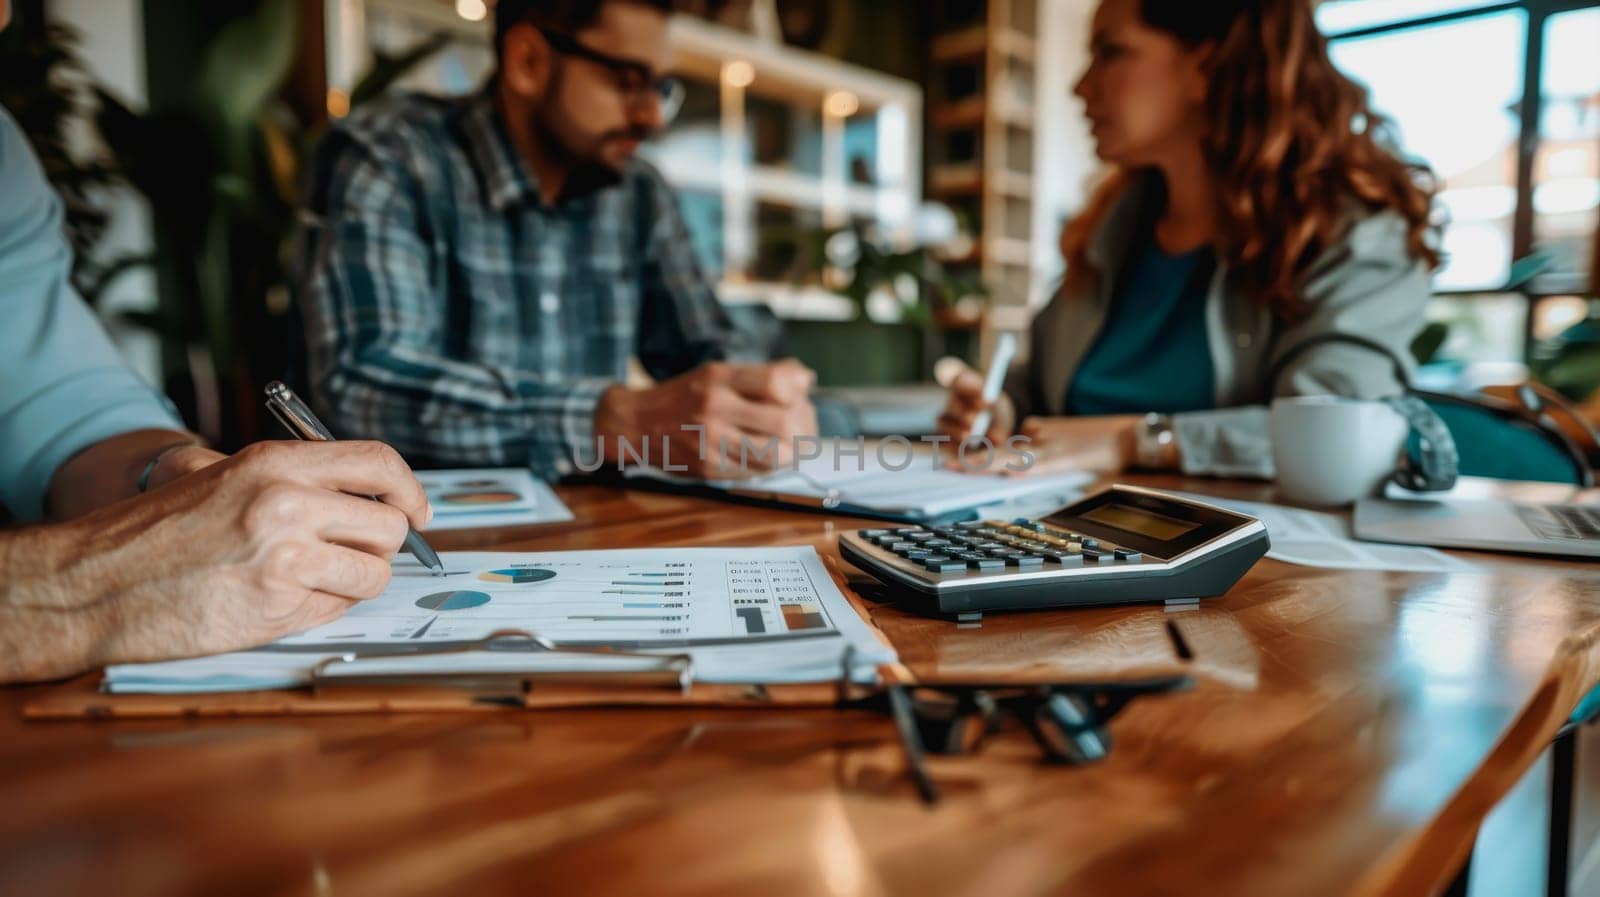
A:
1416 391 1592 487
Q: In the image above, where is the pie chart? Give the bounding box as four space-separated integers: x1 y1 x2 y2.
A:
478 568 558 585
415 590 492 611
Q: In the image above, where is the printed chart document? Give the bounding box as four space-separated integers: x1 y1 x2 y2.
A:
1177 493 1478 574
104 547 896 694
417 469 573 531
625 438 1093 521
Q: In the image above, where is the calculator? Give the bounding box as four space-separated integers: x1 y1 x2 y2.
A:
838 485 1270 619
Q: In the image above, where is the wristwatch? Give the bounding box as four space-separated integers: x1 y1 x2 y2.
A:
1135 413 1176 470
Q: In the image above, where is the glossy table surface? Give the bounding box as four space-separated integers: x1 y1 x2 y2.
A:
4 475 1600 897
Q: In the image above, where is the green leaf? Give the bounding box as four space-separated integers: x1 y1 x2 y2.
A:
1410 321 1449 364
117 309 175 333
350 32 453 108
195 0 298 171
1540 351 1600 397
80 252 159 306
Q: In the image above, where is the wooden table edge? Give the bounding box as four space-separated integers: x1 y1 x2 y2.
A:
1359 621 1600 896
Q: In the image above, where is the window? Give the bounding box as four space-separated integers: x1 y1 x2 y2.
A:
1327 11 1527 290
1317 1 1508 33
1534 8 1600 292
1321 1 1600 363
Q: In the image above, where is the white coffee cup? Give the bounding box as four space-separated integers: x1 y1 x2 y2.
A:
1269 396 1409 507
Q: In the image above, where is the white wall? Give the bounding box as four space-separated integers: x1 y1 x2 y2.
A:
49 0 162 390
1031 0 1099 306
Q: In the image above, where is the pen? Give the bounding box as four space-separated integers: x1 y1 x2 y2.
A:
263 381 445 575
969 332 1018 441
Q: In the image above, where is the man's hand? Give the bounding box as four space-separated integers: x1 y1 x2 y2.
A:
0 441 432 682
936 363 1017 446
594 359 819 478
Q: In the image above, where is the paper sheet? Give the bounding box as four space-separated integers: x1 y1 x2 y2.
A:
626 438 1093 520
417 469 573 530
104 547 895 693
1176 493 1478 574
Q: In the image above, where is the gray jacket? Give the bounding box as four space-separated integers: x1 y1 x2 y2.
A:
1003 172 1431 478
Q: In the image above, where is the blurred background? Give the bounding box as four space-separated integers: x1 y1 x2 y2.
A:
1 0 1597 449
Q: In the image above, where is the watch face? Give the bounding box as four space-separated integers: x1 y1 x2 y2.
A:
1136 416 1174 468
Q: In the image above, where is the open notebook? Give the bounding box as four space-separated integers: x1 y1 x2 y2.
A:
622 438 1093 524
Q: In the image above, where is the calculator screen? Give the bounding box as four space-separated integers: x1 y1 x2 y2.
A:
1046 489 1256 559
1080 504 1201 541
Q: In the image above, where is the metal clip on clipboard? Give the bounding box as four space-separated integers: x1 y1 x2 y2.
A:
309 629 696 699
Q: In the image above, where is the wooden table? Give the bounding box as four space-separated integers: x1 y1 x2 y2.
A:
4 476 1600 897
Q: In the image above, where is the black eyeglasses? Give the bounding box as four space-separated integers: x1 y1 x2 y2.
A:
840 675 1195 805
539 29 686 123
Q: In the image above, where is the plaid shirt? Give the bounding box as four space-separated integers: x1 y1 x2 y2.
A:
292 90 751 479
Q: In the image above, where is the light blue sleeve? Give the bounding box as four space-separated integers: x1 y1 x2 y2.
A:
0 107 181 521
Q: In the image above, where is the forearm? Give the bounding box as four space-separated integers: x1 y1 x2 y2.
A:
0 524 110 683
45 428 201 520
320 359 615 478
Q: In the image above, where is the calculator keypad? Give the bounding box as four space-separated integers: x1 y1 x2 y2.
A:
859 519 1149 576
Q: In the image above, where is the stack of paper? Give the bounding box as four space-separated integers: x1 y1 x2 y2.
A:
417 469 573 530
1175 493 1478 574
104 547 895 694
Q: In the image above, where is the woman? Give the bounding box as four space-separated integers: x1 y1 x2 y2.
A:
939 0 1440 477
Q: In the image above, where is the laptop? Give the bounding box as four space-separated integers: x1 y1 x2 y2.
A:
1354 496 1600 559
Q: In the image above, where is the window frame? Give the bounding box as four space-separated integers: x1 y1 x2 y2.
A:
1323 0 1600 355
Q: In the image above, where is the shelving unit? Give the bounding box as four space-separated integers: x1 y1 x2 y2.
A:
650 16 923 320
327 2 924 323
926 0 1044 339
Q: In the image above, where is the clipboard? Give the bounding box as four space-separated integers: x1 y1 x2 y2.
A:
19 556 1201 729
16 554 1205 806
21 556 912 721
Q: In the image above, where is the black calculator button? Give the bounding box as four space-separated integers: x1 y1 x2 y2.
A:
887 541 921 552
899 550 934 561
861 529 889 537
906 532 937 542
1080 539 1100 550
1007 555 1046 568
1113 549 1142 562
1045 553 1084 567
923 557 966 573
968 557 1006 571
1080 548 1106 562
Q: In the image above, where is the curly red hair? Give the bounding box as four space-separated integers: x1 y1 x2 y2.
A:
1062 0 1441 318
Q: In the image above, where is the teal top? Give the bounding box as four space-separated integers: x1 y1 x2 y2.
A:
0 107 179 521
1067 235 1217 416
